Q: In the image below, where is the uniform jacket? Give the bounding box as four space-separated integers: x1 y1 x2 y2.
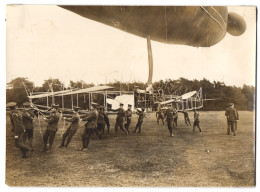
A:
65 112 80 131
136 111 145 123
82 109 98 129
156 110 164 118
125 109 132 122
225 107 239 121
97 111 109 124
166 107 177 120
22 109 34 130
45 111 60 132
115 108 126 123
194 112 200 122
10 110 25 135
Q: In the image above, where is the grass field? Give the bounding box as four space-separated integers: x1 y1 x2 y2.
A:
5 111 255 187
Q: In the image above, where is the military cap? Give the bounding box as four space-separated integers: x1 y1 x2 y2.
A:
6 102 17 108
119 103 124 106
73 106 80 111
51 104 59 108
128 104 132 107
229 103 234 106
23 102 31 106
142 108 145 111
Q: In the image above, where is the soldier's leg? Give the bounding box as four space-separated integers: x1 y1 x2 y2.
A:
65 129 77 147
162 117 164 125
59 127 70 148
27 129 34 150
42 130 49 152
233 121 237 136
198 123 202 132
48 131 56 151
157 118 159 125
80 127 87 149
192 121 196 133
188 118 191 126
85 129 92 149
14 134 27 158
134 122 140 133
138 123 142 133
120 124 128 135
174 118 178 127
115 123 119 136
227 121 231 135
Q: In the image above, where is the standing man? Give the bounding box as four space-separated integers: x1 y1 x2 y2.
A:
59 106 80 148
42 104 60 152
173 107 178 127
97 105 109 139
165 105 175 137
156 105 165 126
22 102 35 151
110 103 128 136
124 104 133 133
193 109 202 133
80 103 99 151
134 108 146 133
182 110 191 126
7 102 30 158
225 103 239 136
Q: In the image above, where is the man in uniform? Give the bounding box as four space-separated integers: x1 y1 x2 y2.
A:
80 102 99 151
124 104 132 133
165 105 175 137
156 105 165 126
182 110 191 126
22 102 35 151
97 105 109 139
59 106 80 148
134 108 146 133
225 103 239 136
110 103 128 136
7 102 30 158
42 104 60 152
193 109 202 133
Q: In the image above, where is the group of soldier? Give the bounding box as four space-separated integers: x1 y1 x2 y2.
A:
7 100 238 158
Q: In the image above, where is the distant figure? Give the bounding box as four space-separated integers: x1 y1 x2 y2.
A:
193 109 202 133
22 102 35 151
97 105 109 139
7 102 30 158
80 103 99 151
156 105 164 126
225 103 239 136
183 110 191 126
42 104 60 152
59 106 80 148
134 108 146 133
165 105 176 137
109 103 128 136
124 104 132 133
173 107 178 127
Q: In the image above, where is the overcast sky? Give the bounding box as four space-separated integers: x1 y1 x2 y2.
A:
6 5 256 87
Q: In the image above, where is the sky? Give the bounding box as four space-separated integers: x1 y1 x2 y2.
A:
6 5 256 87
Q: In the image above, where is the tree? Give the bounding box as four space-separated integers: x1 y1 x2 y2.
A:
6 77 34 106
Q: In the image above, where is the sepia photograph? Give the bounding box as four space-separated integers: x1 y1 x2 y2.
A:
5 3 256 188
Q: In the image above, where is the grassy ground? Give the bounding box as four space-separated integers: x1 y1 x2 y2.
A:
5 111 255 187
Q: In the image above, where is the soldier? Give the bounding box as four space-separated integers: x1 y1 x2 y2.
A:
97 105 109 139
173 107 178 127
109 103 128 136
42 104 60 152
225 103 239 136
7 102 30 158
124 104 132 133
22 102 35 151
80 102 99 151
59 106 80 148
134 108 146 133
182 110 191 126
156 105 165 126
193 109 202 133
165 105 176 137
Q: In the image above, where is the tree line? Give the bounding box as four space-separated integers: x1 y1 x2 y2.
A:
6 77 255 111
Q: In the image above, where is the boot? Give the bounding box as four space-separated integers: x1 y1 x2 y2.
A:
59 143 65 148
48 144 53 152
41 145 48 152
